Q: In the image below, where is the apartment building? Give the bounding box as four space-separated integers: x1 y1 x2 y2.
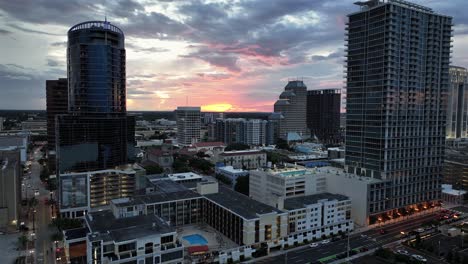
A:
85 210 184 264
283 193 352 235
249 165 327 208
215 150 267 170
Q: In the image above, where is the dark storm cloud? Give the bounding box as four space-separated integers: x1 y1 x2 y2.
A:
0 28 12 35
8 24 62 36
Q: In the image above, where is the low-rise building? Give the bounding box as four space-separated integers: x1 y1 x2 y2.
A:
167 172 203 184
442 184 466 205
189 142 226 152
202 184 288 245
282 193 352 235
249 165 327 208
21 120 47 131
85 210 184 264
215 166 248 186
214 150 267 170
0 134 28 163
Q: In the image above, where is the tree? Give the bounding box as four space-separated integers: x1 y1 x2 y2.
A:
234 175 249 195
276 138 291 151
18 235 28 249
51 232 64 242
144 165 164 175
215 174 232 186
225 143 250 151
51 218 82 231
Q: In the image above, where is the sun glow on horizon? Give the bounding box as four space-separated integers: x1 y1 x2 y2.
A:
201 103 233 112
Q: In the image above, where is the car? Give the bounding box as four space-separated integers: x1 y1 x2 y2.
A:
34 190 40 196
379 229 387 235
331 237 341 242
411 254 427 262
416 228 425 233
359 247 369 252
321 239 331 244
396 249 409 255
309 243 319 248
360 234 368 238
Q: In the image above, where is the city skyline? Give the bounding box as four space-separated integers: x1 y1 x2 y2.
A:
1 0 467 112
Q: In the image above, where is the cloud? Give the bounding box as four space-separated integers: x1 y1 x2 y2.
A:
0 29 12 35
50 41 67 47
8 24 62 36
126 43 169 53
47 59 60 67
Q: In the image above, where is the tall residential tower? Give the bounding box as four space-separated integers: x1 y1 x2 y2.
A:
306 89 342 145
176 107 201 146
345 0 452 224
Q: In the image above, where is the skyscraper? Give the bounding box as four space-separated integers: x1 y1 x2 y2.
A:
274 80 309 140
214 118 269 146
176 107 201 146
306 89 342 144
345 0 452 224
447 66 468 138
46 78 68 173
56 21 135 173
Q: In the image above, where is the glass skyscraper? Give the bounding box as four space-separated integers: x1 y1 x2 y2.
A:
56 21 134 173
345 0 452 222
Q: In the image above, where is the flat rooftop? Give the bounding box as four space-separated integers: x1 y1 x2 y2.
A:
220 149 265 156
284 193 350 210
204 186 285 220
168 172 203 181
86 210 174 242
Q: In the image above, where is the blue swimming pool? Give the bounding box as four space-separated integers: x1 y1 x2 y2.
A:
182 234 208 245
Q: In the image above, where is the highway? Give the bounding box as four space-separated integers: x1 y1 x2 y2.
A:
255 213 439 264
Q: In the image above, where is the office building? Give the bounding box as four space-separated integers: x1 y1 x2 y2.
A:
176 107 201 146
215 165 248 186
345 0 452 225
249 165 327 208
283 193 352 234
56 21 135 175
443 148 468 191
85 210 184 264
0 117 5 131
306 89 342 144
274 80 309 140
215 118 269 146
0 148 21 228
46 78 68 172
447 66 468 138
214 149 267 170
59 164 145 218
0 135 28 163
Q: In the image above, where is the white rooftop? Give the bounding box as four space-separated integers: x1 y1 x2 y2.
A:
168 172 203 181
217 166 246 174
442 184 467 196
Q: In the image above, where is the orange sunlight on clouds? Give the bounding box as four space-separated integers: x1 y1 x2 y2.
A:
201 103 233 112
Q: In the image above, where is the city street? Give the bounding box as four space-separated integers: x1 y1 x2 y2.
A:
27 146 55 264
255 213 439 264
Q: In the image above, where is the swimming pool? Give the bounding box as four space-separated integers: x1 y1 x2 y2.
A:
182 234 208 245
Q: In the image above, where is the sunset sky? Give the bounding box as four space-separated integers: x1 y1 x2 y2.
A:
1 0 467 112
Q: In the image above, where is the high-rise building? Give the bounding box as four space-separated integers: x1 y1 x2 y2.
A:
176 107 201 146
0 148 21 228
46 78 68 172
345 0 452 224
55 21 135 174
215 118 269 146
306 89 342 144
274 80 309 140
447 66 468 138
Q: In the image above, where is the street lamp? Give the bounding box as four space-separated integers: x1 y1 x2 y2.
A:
32 209 36 232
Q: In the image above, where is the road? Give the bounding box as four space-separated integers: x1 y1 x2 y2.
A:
255 213 439 264
28 146 55 264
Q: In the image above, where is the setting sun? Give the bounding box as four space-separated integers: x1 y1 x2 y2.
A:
201 103 233 112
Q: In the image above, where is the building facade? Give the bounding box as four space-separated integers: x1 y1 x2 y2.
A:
176 107 201 146
0 148 21 228
85 211 184 264
274 80 309 140
216 150 267 170
283 193 352 235
447 66 468 138
249 165 327 208
345 0 452 225
46 78 68 172
59 164 145 218
306 89 342 144
215 118 269 146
